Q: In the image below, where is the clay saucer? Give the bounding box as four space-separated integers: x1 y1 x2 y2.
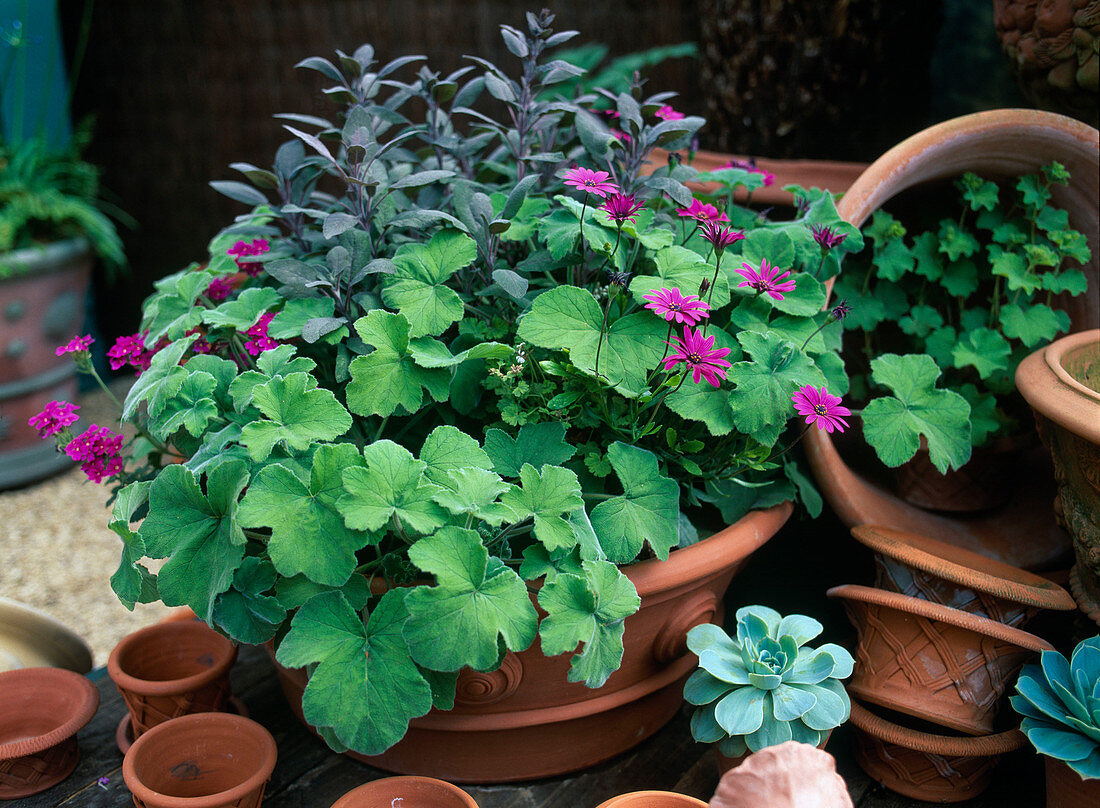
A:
115 695 248 754
851 524 1076 626
848 698 1025 803
594 792 709 808
0 667 99 799
330 776 480 807
827 584 1052 736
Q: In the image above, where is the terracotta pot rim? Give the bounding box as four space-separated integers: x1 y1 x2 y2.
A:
0 237 93 279
826 584 1054 652
122 713 277 807
0 667 99 759
851 524 1076 610
594 791 709 808
330 776 479 808
849 699 1025 757
107 621 237 696
1016 330 1100 446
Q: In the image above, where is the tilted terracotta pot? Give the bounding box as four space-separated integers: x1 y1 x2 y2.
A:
1016 329 1100 626
594 792 708 808
1045 756 1100 808
851 524 1076 627
329 777 478 808
0 667 99 799
805 109 1099 572
848 698 1025 803
270 502 792 783
122 712 276 808
828 584 1052 735
108 621 237 744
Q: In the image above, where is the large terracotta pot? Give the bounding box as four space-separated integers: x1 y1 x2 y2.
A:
848 698 1025 803
827 584 1052 735
850 524 1076 628
329 777 478 808
270 502 792 783
1046 756 1100 808
1016 329 1100 625
806 109 1099 571
594 793 708 808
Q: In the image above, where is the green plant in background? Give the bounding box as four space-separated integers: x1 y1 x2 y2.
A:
685 608 855 757
1011 636 1100 780
836 163 1090 473
551 40 698 97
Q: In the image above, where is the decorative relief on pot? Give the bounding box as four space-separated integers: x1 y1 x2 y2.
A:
453 653 523 706
653 590 719 664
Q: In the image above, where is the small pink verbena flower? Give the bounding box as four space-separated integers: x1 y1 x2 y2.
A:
792 385 851 433
642 287 710 326
244 312 279 356
64 424 125 483
677 199 729 224
28 401 80 438
562 167 618 199
107 333 153 373
663 325 732 388
204 276 235 302
55 335 93 356
227 238 270 277
736 258 797 301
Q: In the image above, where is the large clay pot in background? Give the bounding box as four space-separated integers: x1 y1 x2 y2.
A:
806 109 1099 572
1045 756 1100 808
827 584 1052 735
270 503 792 783
0 667 99 799
848 698 1025 803
330 777 478 808
122 712 276 808
1016 330 1100 626
0 596 93 673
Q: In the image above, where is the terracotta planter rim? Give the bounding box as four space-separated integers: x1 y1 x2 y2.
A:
851 524 1076 610
594 791 709 808
122 713 277 808
826 584 1054 652
0 237 92 279
1016 330 1100 446
107 621 237 697
329 776 479 808
0 667 99 759
848 699 1025 758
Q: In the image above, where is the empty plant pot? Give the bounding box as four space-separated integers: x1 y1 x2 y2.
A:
594 792 708 808
827 585 1053 735
0 667 99 800
329 776 478 808
851 524 1076 627
1045 756 1100 808
108 620 237 743
122 712 277 808
848 698 1025 803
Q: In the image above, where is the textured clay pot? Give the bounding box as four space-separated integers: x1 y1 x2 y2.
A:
851 524 1076 627
805 109 1099 572
329 777 478 808
594 792 708 808
0 596 93 673
270 502 792 783
890 436 1026 513
1017 330 1100 626
848 698 1025 803
1046 755 1100 808
828 584 1052 735
122 712 276 808
108 620 238 744
0 667 99 799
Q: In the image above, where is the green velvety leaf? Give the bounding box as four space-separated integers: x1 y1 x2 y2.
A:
138 461 249 620
957 383 1001 446
338 440 447 535
862 353 971 473
899 304 944 339
432 467 514 526
404 527 538 671
937 219 979 261
923 325 958 370
275 573 370 612
614 208 675 251
1017 173 1051 209
228 345 318 412
629 245 726 308
275 589 433 755
990 245 1040 294
874 237 913 282
940 258 979 298
500 464 584 552
381 229 476 338
418 425 494 485
108 481 158 610
911 231 944 281
212 556 287 644
865 209 906 249
741 229 795 273
952 327 1011 379
590 442 679 563
727 331 826 443
407 338 513 368
201 287 282 330
1043 268 1089 296
769 273 827 317
483 421 576 478
960 173 1000 211
346 310 450 417
538 559 641 687
268 297 338 340
1000 303 1067 348
121 336 197 422
148 369 220 440
239 372 352 461
141 269 208 342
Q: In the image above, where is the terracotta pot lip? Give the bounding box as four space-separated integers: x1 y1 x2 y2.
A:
0 595 94 673
848 698 1025 757
330 776 479 808
827 584 1054 652
122 713 277 807
594 791 709 808
1017 330 1100 445
0 667 99 759
0 237 93 278
851 524 1076 610
108 621 237 696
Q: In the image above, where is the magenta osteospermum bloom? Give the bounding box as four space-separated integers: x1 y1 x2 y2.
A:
643 287 711 326
677 199 729 224
244 311 279 356
792 385 851 434
204 275 235 302
663 325 732 388
55 335 93 356
724 157 775 187
64 424 125 483
562 167 618 199
107 333 152 372
700 220 745 254
655 105 684 121
736 258 797 301
28 400 80 438
811 225 847 250
600 192 646 225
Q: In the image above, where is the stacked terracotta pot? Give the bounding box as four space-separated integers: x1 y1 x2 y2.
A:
828 524 1076 802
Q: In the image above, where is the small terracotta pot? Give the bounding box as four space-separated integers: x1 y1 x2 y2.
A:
715 731 832 775
594 792 708 808
0 667 99 799
828 584 1052 735
329 776 478 808
851 524 1076 627
122 712 277 808
890 436 1027 513
1046 756 1100 808
108 620 237 741
848 698 1024 803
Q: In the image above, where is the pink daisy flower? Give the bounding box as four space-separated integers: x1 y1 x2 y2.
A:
663 325 732 388
791 385 851 434
736 258 797 301
28 400 80 438
562 167 618 199
655 105 685 121
811 225 847 250
55 335 93 356
724 158 775 187
600 192 646 225
677 199 729 224
700 221 745 254
642 287 710 326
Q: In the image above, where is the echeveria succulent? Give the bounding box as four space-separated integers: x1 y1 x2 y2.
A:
685 606 855 757
1011 636 1100 780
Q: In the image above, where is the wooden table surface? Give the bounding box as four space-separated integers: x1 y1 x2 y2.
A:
23 642 1045 808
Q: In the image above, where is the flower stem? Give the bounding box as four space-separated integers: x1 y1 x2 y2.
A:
576 193 590 285
813 251 826 279
594 292 614 378
639 372 688 435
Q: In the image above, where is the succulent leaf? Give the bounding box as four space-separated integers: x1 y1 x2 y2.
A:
777 614 823 647
698 649 751 685
686 623 742 657
690 702 725 743
684 669 729 706
715 687 767 736
772 683 817 721
746 713 792 752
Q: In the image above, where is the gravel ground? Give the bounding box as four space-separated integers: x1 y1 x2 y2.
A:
0 382 171 667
